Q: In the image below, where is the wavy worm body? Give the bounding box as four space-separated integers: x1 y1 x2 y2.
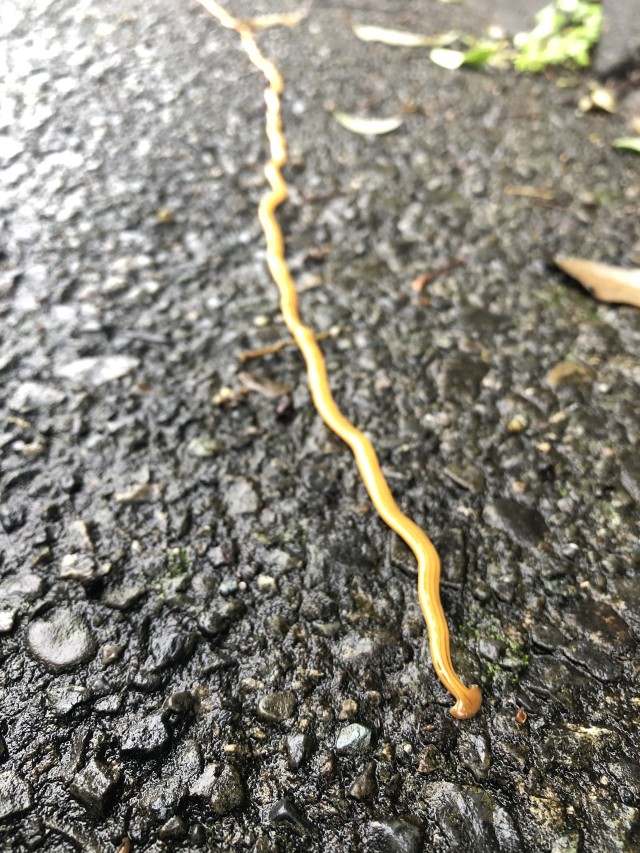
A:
195 0 482 719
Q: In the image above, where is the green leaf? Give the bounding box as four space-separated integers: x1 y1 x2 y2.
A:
613 137 640 153
513 0 603 72
462 43 500 67
430 43 499 70
332 110 404 136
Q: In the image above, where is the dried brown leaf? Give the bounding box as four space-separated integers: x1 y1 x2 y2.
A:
238 371 290 399
555 257 640 308
352 23 458 48
332 110 404 135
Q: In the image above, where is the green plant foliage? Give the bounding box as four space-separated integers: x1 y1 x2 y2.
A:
513 0 603 71
613 137 640 153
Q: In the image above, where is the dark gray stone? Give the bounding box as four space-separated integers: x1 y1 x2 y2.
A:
486 562 519 604
140 777 185 822
70 760 120 814
121 713 169 757
444 462 486 494
197 600 244 636
437 354 489 402
595 0 640 75
158 815 187 841
620 451 640 502
530 622 567 651
287 732 313 771
484 500 547 547
427 782 521 853
563 639 621 682
367 818 423 853
0 770 33 819
269 796 314 835
458 731 491 782
101 585 147 610
522 656 588 710
210 764 245 815
348 762 377 801
47 683 91 715
149 619 197 670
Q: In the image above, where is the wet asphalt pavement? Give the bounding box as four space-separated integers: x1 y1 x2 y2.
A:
1 0 639 850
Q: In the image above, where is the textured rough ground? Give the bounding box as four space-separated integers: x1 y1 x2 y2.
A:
1 1 639 851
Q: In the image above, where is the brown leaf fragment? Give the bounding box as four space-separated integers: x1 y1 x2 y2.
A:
545 360 592 390
515 707 527 725
555 257 640 308
115 483 165 504
410 258 464 292
505 185 555 201
238 329 335 364
238 371 290 399
238 339 291 364
248 3 311 30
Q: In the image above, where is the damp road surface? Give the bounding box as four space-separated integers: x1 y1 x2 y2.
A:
1 1 639 851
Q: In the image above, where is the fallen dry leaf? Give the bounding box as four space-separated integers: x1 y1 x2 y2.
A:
352 23 458 48
248 3 310 29
238 371 290 399
332 110 404 135
430 47 465 69
578 86 616 113
555 257 640 308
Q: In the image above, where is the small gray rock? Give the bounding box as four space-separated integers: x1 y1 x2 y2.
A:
197 600 244 636
444 461 486 494
47 684 91 715
26 608 96 672
335 723 372 755
140 777 185 822
8 381 65 413
563 639 621 682
56 354 138 386
121 713 169 757
269 796 313 835
149 619 197 671
0 770 33 819
458 731 491 781
594 0 640 75
190 764 219 800
3 573 43 601
368 818 423 853
484 499 547 547
70 759 120 814
211 764 245 815
159 815 187 841
286 732 312 771
257 690 297 723
58 553 100 582
224 477 259 515
436 354 489 401
348 762 377 801
620 451 640 502
102 585 146 610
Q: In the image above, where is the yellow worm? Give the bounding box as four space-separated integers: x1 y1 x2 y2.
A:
195 0 482 719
